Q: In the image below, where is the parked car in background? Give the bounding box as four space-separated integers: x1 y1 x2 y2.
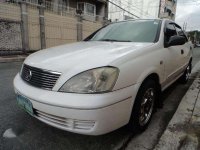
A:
14 19 193 135
195 42 200 47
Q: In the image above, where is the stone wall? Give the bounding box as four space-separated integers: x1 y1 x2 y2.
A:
0 19 22 51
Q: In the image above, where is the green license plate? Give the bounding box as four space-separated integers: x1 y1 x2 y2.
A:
16 94 33 116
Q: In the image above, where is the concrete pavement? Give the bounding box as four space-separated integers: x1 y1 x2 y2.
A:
154 58 200 149
0 55 26 63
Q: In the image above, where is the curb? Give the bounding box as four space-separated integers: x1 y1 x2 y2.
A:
0 56 26 63
154 64 200 150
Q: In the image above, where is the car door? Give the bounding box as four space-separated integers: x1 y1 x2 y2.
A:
163 22 183 84
174 25 191 70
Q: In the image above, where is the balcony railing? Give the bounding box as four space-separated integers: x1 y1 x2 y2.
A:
2 0 106 21
44 1 76 16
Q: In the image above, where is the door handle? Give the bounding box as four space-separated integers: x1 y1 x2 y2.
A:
181 49 184 54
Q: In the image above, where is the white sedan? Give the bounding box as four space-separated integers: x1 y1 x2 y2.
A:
14 19 192 135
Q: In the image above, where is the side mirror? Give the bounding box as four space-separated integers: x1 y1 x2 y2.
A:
168 35 186 47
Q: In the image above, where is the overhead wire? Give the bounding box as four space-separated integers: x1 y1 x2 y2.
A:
122 0 152 18
107 0 140 18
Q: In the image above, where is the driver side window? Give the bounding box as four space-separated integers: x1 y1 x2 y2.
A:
175 26 188 42
165 23 177 43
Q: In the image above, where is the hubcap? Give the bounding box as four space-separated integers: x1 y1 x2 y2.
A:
139 88 155 126
185 65 191 81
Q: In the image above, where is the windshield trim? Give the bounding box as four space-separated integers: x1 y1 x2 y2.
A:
154 20 162 43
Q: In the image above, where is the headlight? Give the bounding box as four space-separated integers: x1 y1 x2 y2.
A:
59 67 119 93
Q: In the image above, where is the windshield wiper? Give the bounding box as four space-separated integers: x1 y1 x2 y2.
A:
99 39 131 42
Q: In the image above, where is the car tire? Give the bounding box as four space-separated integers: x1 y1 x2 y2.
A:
179 61 192 84
128 79 157 133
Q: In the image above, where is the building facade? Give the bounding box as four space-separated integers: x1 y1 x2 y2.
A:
108 0 177 21
159 0 177 20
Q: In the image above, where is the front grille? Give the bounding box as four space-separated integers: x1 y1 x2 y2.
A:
35 110 95 130
21 64 61 90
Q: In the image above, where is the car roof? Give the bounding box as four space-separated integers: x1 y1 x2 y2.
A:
112 18 174 23
110 18 181 28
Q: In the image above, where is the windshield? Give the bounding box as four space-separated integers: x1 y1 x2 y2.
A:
89 20 161 43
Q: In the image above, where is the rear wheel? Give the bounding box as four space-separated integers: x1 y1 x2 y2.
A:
128 80 157 133
179 61 192 84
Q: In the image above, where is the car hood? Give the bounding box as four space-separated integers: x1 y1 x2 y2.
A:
25 41 154 73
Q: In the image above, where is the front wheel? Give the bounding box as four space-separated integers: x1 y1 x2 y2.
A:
128 80 157 133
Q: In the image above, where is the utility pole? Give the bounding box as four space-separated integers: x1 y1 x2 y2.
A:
183 22 185 31
185 22 187 31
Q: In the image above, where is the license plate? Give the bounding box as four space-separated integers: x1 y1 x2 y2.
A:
16 94 33 116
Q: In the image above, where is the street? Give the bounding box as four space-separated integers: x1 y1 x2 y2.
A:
0 47 200 150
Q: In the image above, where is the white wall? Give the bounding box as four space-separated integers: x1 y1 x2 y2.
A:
108 0 160 21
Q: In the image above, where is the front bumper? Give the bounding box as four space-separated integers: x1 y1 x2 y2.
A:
13 73 138 135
